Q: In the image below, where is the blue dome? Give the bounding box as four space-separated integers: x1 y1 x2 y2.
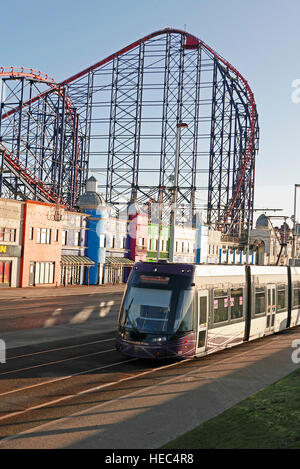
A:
256 214 271 229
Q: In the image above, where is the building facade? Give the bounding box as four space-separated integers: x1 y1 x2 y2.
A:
147 224 170 261
249 215 292 265
77 176 108 285
105 215 133 284
0 198 23 287
20 201 64 287
2 190 299 289
61 211 93 285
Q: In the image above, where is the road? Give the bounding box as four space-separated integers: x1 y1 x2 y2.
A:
0 287 299 449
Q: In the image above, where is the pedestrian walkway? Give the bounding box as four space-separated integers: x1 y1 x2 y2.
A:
0 326 299 449
1 284 124 350
0 283 125 300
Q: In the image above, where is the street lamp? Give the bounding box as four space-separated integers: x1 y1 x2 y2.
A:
169 122 188 262
291 184 300 267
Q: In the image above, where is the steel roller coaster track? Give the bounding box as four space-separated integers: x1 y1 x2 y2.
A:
0 29 259 236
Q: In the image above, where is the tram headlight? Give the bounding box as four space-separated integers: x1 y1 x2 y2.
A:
152 336 167 343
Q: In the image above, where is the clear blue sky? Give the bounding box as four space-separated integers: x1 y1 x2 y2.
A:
2 0 300 223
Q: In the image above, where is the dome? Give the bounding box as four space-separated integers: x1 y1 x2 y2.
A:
77 177 106 210
256 214 271 229
77 191 106 209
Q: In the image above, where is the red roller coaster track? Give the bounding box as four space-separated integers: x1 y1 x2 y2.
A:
1 29 258 233
0 67 76 210
62 28 258 231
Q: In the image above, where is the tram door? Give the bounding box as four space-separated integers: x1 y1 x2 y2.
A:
196 290 209 355
266 285 276 332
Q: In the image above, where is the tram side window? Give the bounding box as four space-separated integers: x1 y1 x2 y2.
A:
277 285 286 312
199 296 207 325
174 290 194 332
293 282 300 307
230 288 244 319
255 287 265 315
213 289 229 323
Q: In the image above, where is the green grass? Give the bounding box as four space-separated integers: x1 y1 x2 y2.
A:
163 369 300 449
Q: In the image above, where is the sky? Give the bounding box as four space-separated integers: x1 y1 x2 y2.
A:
2 0 300 225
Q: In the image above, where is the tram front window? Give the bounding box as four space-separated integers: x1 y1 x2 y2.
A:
123 287 172 333
119 273 194 338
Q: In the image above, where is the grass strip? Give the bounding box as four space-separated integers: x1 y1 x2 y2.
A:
163 368 300 449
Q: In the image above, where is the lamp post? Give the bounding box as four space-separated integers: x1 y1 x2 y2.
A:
169 122 188 262
292 184 300 267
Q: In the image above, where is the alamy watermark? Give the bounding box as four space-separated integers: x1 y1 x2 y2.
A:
291 79 300 103
291 339 300 364
0 339 6 364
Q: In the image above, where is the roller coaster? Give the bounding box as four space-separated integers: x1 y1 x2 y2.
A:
0 28 259 237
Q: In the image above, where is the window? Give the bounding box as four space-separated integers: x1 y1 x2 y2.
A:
0 228 16 242
148 238 152 250
62 230 67 246
44 262 50 284
255 287 265 315
99 234 105 248
34 262 55 284
293 282 300 307
29 227 34 240
74 231 80 246
199 296 207 325
54 229 59 242
37 228 51 244
173 290 194 332
161 240 165 252
277 285 286 312
122 286 193 334
122 237 126 249
123 287 172 333
230 288 244 319
213 289 229 323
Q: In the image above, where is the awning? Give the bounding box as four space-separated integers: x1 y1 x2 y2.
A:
61 255 95 266
105 257 134 266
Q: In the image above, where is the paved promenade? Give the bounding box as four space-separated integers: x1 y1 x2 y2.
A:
0 284 125 348
0 283 125 300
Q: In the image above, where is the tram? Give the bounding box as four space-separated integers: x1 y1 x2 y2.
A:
115 262 300 359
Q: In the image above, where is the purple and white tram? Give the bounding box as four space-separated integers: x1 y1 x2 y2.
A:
116 262 300 359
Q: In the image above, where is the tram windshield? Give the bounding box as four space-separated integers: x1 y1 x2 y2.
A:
119 272 194 338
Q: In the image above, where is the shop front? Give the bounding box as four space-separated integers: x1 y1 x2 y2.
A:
104 257 134 284
0 245 22 287
60 255 95 286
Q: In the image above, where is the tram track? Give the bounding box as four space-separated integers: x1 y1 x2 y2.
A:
5 337 116 363
0 330 181 438
0 326 299 443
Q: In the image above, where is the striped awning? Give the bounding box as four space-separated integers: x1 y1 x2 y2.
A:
61 255 95 266
105 257 134 266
